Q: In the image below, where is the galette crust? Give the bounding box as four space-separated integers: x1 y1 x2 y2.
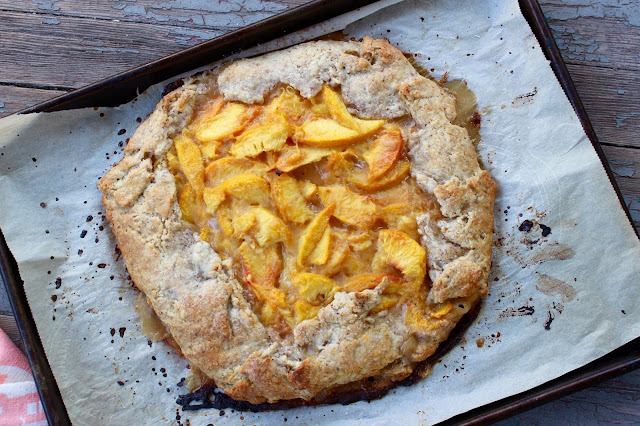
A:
98 37 497 404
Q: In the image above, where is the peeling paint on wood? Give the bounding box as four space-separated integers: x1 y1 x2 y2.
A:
623 195 640 225
540 0 640 27
32 0 61 12
169 27 221 46
566 63 640 149
540 2 640 70
41 17 60 24
549 23 610 63
4 0 300 30
0 86 66 118
610 160 636 178
615 112 640 128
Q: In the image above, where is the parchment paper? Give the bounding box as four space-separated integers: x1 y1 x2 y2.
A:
1 0 639 424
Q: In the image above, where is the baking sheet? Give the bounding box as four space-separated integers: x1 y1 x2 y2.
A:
1 0 639 424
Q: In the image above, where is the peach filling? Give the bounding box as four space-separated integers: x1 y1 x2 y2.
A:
167 85 442 335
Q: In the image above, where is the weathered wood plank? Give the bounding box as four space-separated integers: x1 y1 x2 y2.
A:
0 314 25 354
0 86 68 118
567 63 640 150
540 1 640 71
603 145 640 195
4 1 638 72
0 0 308 30
0 282 13 315
499 369 640 425
0 10 224 89
602 145 640 232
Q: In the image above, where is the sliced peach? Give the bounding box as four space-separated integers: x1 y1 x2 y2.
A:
246 206 290 246
271 174 314 224
314 236 349 277
350 160 411 191
347 232 373 252
294 300 321 323
200 141 220 161
239 241 282 289
233 211 257 237
216 204 234 237
275 145 332 172
321 86 385 134
364 128 403 181
299 119 361 146
217 173 271 205
299 181 318 200
405 301 432 330
178 183 197 224
292 273 338 305
264 88 309 123
203 187 225 214
307 227 330 266
199 226 214 243
342 273 403 293
174 134 204 197
204 157 268 186
194 102 253 143
310 102 329 118
192 96 224 128
259 291 293 335
229 122 293 158
166 147 181 174
430 302 453 319
370 295 402 314
317 185 378 230
372 230 426 286
321 85 360 130
297 204 335 266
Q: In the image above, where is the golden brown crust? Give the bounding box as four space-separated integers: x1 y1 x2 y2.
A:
98 37 496 404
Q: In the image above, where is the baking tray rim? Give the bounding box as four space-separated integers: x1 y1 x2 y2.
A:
1 0 638 424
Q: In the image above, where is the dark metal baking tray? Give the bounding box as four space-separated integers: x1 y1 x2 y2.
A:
1 0 638 424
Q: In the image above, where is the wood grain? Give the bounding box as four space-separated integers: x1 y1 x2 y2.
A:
0 10 225 89
539 1 640 71
567 64 640 150
0 86 68 117
0 0 307 30
602 145 640 230
0 314 25 353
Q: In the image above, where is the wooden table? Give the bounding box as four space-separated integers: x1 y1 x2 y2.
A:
0 0 638 423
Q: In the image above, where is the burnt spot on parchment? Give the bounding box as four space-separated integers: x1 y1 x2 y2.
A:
473 331 502 349
543 303 564 330
528 243 575 265
499 305 535 318
517 218 552 249
492 206 579 333
536 273 576 302
518 220 533 232
512 87 537 107
544 310 555 330
539 223 551 237
534 274 574 331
